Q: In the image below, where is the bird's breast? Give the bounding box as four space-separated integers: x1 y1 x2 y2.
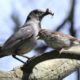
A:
45 37 71 49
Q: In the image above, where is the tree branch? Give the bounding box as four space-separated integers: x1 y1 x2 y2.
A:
0 45 80 80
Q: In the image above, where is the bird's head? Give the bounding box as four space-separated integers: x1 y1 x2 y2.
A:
38 29 52 40
26 9 54 21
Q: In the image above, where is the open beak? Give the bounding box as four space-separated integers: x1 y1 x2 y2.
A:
36 35 40 39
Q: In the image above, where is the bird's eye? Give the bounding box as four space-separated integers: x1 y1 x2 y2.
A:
34 11 38 14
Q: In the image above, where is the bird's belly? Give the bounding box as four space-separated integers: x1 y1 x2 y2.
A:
15 41 36 55
46 39 70 49
48 41 63 49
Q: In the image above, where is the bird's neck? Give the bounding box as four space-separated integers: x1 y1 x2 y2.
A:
26 18 41 36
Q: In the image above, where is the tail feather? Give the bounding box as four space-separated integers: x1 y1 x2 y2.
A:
0 46 2 53
0 54 6 58
0 46 2 50
0 46 7 58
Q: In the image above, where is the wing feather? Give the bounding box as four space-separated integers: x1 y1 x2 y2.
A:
2 26 34 49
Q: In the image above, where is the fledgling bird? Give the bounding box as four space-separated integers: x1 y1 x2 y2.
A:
38 29 80 53
0 9 53 63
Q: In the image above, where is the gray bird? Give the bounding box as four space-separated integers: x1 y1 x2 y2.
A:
0 9 53 63
38 29 80 53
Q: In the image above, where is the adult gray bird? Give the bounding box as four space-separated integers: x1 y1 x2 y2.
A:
0 9 53 63
38 29 80 53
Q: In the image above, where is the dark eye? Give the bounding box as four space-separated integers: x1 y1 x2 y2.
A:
34 11 38 14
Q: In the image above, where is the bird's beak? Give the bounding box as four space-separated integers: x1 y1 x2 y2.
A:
36 35 40 39
45 9 54 16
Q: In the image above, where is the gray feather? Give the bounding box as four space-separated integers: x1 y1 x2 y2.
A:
2 24 34 49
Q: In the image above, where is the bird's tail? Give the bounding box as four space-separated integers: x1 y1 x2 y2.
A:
0 46 7 58
0 45 2 52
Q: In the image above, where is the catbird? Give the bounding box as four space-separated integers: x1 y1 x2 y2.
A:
0 9 53 63
38 29 80 53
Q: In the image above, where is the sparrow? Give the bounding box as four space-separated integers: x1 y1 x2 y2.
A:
38 29 80 53
0 9 53 63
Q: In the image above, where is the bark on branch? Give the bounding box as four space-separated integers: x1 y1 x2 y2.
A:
0 45 80 80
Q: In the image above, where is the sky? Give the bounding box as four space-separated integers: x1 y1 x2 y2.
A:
0 0 80 80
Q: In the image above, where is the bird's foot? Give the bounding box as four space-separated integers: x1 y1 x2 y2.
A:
20 55 36 63
59 48 66 54
12 55 26 64
27 56 36 63
20 55 31 60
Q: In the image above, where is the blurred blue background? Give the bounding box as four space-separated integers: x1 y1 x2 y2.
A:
0 0 80 80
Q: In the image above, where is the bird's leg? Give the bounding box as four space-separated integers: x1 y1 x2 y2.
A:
21 55 32 63
12 54 26 64
19 55 31 60
59 48 66 54
20 55 36 61
55 48 64 54
20 55 37 63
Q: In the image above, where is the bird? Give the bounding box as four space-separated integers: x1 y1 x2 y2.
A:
0 9 54 63
38 29 80 53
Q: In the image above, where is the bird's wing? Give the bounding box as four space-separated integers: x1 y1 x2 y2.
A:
3 25 34 49
52 32 76 39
